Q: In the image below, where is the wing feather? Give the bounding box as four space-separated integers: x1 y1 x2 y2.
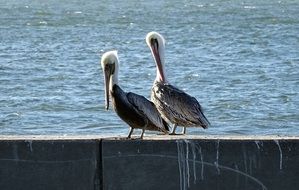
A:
153 82 210 128
126 92 169 132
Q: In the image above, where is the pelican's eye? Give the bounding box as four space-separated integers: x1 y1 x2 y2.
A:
150 38 155 44
104 64 110 71
104 63 115 75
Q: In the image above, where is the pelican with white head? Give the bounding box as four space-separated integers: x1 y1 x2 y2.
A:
146 32 211 135
100 50 169 139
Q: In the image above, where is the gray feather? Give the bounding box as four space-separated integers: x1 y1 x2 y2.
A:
151 81 210 128
127 92 169 132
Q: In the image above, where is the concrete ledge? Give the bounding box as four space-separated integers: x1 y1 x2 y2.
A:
1 134 299 140
0 135 298 190
0 139 100 190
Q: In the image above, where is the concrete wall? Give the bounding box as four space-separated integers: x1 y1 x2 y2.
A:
0 136 298 190
0 139 100 190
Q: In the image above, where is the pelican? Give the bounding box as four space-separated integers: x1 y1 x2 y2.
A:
146 32 211 135
101 50 169 139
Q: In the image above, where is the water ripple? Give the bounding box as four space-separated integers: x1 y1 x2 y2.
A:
0 0 298 135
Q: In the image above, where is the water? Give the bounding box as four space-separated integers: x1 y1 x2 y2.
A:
0 0 298 136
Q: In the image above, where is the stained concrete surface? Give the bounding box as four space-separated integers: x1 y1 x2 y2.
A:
0 136 298 190
102 138 299 190
0 140 100 190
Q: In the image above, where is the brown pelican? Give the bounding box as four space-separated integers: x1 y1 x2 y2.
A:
101 50 169 139
146 32 210 135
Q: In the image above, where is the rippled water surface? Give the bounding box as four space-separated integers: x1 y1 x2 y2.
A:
0 0 298 136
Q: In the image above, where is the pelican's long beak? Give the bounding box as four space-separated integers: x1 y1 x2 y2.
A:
151 39 166 82
103 66 111 110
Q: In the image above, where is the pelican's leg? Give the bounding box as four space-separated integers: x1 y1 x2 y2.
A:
181 126 186 135
140 128 145 139
140 120 148 139
170 124 178 135
127 127 134 139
